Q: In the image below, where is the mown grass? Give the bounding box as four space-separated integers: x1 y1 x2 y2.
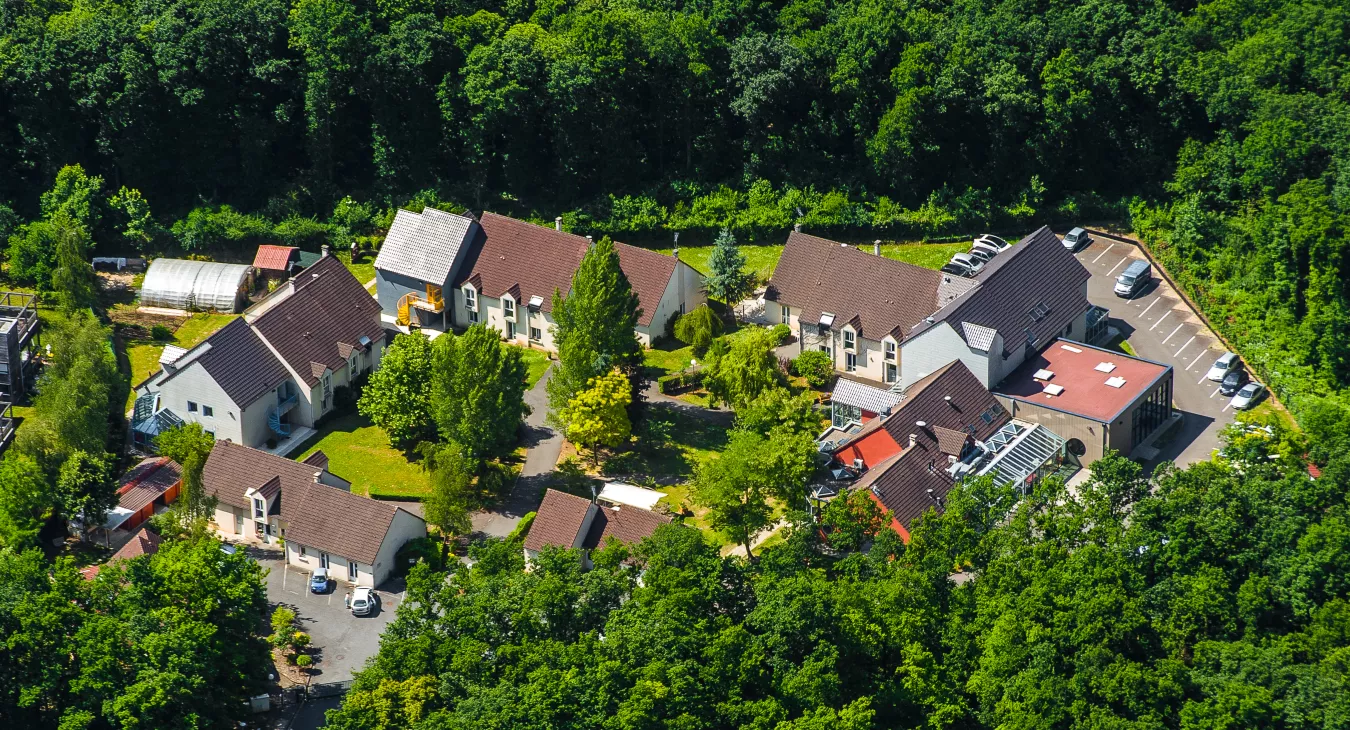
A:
517 347 552 388
296 413 431 499
337 250 377 289
603 403 731 483
656 239 976 278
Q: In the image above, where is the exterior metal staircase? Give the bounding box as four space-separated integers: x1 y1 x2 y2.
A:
268 393 298 437
396 284 445 326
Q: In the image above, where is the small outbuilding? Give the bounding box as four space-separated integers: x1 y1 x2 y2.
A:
139 259 253 312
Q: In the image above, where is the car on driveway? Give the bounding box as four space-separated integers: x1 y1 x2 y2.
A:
949 252 985 275
1207 352 1241 382
941 262 974 278
1230 382 1265 410
975 234 1011 253
1062 227 1091 251
351 586 377 616
1219 368 1249 396
310 567 330 594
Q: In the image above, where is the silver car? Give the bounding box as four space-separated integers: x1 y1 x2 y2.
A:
1062 227 1091 251
975 234 1012 252
1207 352 1240 382
949 252 986 275
1230 382 1264 410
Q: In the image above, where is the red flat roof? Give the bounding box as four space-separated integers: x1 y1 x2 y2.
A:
995 339 1170 423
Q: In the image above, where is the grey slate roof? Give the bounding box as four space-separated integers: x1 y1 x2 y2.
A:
961 322 999 351
374 207 477 284
911 226 1091 353
832 376 903 414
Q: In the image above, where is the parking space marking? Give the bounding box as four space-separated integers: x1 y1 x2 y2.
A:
1187 352 1206 371
1174 336 1195 359
1211 386 1222 399
1106 257 1129 276
1223 403 1232 412
1091 243 1117 264
1150 310 1171 331
1198 371 1212 385
1138 298 1160 320
1161 323 1184 345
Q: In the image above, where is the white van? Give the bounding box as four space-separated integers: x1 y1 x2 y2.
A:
1114 260 1151 297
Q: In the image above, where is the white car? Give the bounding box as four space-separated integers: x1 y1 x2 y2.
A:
1206 352 1241 382
351 587 376 616
1230 382 1265 410
1062 227 1091 251
974 234 1012 253
949 252 985 275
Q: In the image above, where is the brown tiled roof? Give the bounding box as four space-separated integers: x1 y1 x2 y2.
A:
880 360 1008 448
455 212 678 327
855 361 1012 533
116 457 182 514
251 255 384 387
583 504 671 550
765 232 954 340
155 317 290 408
524 489 594 552
81 526 162 579
253 245 297 272
201 440 418 565
913 226 1091 352
302 451 329 469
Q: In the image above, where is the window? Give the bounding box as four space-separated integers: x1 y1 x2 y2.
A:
349 356 357 379
1028 302 1050 322
530 326 542 341
202 405 213 417
348 561 358 580
1063 321 1073 337
320 553 329 568
781 304 790 322
883 340 896 362
507 321 516 339
885 363 897 383
818 345 829 353
299 545 307 557
467 308 479 323
187 401 198 413
204 430 215 439
842 329 856 351
503 297 515 321
845 352 857 372
253 498 264 519
463 287 477 311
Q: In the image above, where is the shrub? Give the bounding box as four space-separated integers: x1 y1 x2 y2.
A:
673 304 723 356
769 323 791 345
794 350 834 388
657 368 705 395
150 324 173 341
291 632 311 649
507 511 536 543
295 655 313 669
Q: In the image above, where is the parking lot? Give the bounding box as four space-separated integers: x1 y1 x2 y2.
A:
261 552 402 684
1071 233 1238 468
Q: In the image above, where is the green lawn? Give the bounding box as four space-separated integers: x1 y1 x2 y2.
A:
603 403 731 482
657 239 975 277
517 347 551 388
337 250 376 288
643 342 699 379
296 412 430 499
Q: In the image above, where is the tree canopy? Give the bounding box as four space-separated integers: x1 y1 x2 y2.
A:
327 426 1350 730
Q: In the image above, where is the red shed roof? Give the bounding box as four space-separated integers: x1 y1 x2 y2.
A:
253 245 297 271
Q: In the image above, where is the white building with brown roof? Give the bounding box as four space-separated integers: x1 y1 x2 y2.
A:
374 210 704 348
132 254 385 454
203 440 426 588
523 488 672 569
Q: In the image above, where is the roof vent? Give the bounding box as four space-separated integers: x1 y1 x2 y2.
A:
916 420 928 428
1043 384 1065 396
1033 369 1055 380
358 335 372 347
944 395 953 403
1094 362 1117 373
1105 376 1127 388
1060 344 1084 353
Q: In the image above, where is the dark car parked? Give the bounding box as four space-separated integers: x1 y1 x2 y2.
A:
1220 368 1249 396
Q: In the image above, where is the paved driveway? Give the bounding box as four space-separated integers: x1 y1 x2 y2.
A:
1071 235 1235 468
262 553 401 684
471 364 562 538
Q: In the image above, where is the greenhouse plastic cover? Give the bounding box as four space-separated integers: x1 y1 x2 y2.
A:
140 259 251 312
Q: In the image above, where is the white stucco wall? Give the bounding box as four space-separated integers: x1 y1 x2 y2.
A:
638 260 706 345
144 361 246 444
900 322 996 388
372 509 429 586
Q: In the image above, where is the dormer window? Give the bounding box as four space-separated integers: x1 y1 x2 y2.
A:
463 286 477 311
842 329 856 352
253 497 265 519
503 297 516 321
883 339 896 362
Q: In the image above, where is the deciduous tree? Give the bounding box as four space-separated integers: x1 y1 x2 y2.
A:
359 333 435 448
560 368 632 467
431 324 528 461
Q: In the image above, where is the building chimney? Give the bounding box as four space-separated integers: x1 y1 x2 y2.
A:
874 240 881 255
321 244 330 258
586 235 593 248
555 216 563 232
909 433 917 448
793 222 802 232
673 232 680 260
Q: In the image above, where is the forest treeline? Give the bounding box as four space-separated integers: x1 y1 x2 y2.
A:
0 0 1348 431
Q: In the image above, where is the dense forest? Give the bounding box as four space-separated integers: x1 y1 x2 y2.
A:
326 432 1350 730
0 0 1348 423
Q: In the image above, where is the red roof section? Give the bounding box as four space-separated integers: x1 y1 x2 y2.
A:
253 245 297 272
116 457 182 514
80 526 162 579
995 339 1171 423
